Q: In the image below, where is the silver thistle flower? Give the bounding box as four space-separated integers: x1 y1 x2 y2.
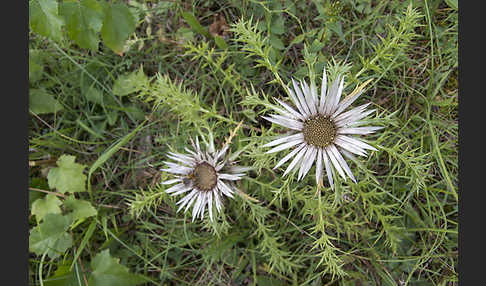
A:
161 137 248 221
263 68 382 189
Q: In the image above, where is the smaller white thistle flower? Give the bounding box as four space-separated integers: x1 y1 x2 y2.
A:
161 137 248 222
263 68 382 189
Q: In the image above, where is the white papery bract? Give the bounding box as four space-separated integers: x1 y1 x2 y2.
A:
161 137 248 222
263 68 382 189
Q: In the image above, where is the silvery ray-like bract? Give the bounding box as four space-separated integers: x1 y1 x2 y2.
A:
161 137 248 221
263 68 382 189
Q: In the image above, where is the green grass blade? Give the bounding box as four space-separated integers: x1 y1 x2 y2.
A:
70 220 97 270
87 119 148 195
181 11 211 38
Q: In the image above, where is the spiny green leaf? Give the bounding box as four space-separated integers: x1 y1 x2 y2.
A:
101 3 136 54
29 213 73 259
60 0 104 50
83 85 104 105
29 0 64 42
64 196 97 223
88 249 145 286
112 68 148 96
309 39 326 53
31 194 62 222
203 233 243 260
29 89 63 115
47 155 87 194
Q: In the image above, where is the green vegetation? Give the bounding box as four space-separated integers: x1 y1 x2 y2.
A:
29 0 458 285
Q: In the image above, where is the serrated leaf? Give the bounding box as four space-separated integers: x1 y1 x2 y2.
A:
29 89 63 114
328 21 344 42
125 105 145 121
431 95 457 107
60 0 104 50
444 0 458 10
29 0 64 42
112 68 148 96
203 233 243 260
64 196 97 223
101 3 136 54
29 59 43 83
181 11 211 38
29 49 44 83
84 85 104 105
309 39 326 53
29 214 73 259
31 194 63 222
88 249 145 286
47 155 87 194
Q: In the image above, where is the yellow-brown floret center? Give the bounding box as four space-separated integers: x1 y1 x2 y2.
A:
302 115 337 148
192 162 217 191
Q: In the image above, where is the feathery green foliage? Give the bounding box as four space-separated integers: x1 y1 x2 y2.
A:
29 0 458 285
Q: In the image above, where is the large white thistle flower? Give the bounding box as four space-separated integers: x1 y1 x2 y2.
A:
161 137 247 221
263 68 382 189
